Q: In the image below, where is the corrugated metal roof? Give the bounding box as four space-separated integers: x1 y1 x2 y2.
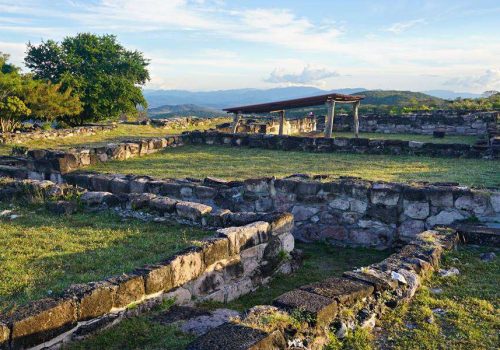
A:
223 93 364 114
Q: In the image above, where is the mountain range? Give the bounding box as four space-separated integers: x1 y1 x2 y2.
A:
143 87 481 110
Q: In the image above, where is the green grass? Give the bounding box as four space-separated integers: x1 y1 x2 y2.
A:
0 120 228 155
0 203 209 314
298 131 479 145
376 245 500 350
87 145 500 188
65 314 195 350
210 242 391 312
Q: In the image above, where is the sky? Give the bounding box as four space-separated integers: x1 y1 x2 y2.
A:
1 0 499 92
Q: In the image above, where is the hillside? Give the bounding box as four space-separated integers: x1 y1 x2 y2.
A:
147 104 225 118
352 90 445 106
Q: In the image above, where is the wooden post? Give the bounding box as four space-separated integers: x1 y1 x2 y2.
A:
231 112 241 134
324 100 336 138
278 110 285 135
353 101 360 138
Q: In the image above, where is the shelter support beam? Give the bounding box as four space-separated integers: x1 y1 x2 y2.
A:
353 101 360 138
324 100 336 138
231 112 241 134
278 110 286 135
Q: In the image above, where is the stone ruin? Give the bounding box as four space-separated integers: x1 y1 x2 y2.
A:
0 127 498 349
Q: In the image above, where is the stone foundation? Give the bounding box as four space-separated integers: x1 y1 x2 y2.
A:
0 178 295 350
216 116 316 135
0 125 117 144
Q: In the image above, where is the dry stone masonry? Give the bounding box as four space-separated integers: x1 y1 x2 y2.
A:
0 177 295 350
0 125 117 144
216 116 317 135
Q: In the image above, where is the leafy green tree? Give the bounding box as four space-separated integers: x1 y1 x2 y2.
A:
25 33 150 125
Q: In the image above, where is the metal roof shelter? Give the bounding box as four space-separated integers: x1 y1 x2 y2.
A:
223 93 365 138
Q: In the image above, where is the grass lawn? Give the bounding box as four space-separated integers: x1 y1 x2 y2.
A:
64 242 390 350
297 131 479 145
224 242 391 312
376 245 499 350
0 120 228 155
0 203 209 314
87 145 500 188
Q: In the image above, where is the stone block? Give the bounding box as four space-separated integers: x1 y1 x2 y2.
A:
80 191 120 206
299 277 374 306
195 185 218 199
244 178 271 196
367 204 399 224
428 189 454 207
291 205 319 221
319 226 347 241
170 247 205 287
426 210 465 228
225 278 254 301
343 269 398 292
107 273 145 308
176 201 213 221
403 200 430 219
186 323 286 350
329 198 350 211
110 177 130 194
295 181 320 197
130 176 150 193
349 198 368 213
491 193 500 212
149 197 177 213
371 184 400 206
128 193 156 209
273 289 337 326
398 219 426 239
7 298 77 349
91 175 111 192
136 263 174 295
192 271 225 296
65 282 117 321
455 192 489 215
202 238 230 267
260 212 294 236
0 323 9 350
218 221 270 255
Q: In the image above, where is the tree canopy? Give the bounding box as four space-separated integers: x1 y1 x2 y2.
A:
25 33 150 125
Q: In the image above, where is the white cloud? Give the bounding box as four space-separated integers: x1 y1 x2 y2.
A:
444 69 500 90
385 18 426 34
265 65 339 86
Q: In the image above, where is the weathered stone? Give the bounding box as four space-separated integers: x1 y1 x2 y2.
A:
46 200 77 215
262 212 294 236
192 272 225 296
343 269 398 292
107 273 145 308
349 198 368 213
403 200 430 219
80 191 119 206
110 177 130 194
218 221 270 255
291 205 319 221
7 298 77 349
225 278 254 301
65 282 117 321
349 229 381 246
129 176 150 193
428 189 454 207
149 196 177 213
186 323 286 350
255 197 273 212
490 193 500 213
170 247 205 287
176 201 213 221
399 220 426 239
371 184 400 206
202 238 230 267
426 210 465 228
296 181 320 197
195 185 218 199
319 226 347 241
0 323 10 349
273 289 337 326
329 198 350 211
163 287 192 305
136 263 174 295
367 204 399 224
299 277 374 306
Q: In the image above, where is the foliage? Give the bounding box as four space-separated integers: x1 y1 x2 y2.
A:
0 52 82 132
25 33 150 125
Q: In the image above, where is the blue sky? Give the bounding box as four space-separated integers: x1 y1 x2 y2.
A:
1 0 499 92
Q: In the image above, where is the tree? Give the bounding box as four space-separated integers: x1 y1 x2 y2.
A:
25 33 150 125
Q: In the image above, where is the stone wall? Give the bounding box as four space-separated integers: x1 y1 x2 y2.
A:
321 111 498 136
149 117 229 129
0 125 117 144
188 228 458 350
216 116 316 135
0 177 295 350
61 172 500 248
184 131 497 159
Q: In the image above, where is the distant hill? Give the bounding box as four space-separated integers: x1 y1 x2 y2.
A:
352 90 445 106
143 87 367 109
422 90 483 100
147 104 225 118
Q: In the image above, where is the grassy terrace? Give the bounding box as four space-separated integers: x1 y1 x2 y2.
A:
298 131 479 145
66 243 390 350
0 203 209 314
376 245 499 349
88 145 500 188
0 120 228 156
